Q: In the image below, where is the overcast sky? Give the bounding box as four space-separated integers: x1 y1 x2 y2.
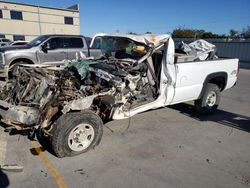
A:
6 0 250 37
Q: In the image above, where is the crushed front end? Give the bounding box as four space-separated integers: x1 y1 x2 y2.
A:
0 34 167 135
0 56 153 133
0 64 82 131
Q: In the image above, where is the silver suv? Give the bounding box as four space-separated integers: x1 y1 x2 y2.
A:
0 35 90 77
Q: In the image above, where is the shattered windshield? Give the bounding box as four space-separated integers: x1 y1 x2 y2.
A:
100 36 147 59
27 35 49 47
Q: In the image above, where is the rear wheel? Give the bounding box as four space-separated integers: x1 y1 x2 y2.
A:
51 111 103 158
194 83 221 114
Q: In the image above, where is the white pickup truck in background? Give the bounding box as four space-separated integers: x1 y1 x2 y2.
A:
0 33 239 157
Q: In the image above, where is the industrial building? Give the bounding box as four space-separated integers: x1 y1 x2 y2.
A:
0 1 80 41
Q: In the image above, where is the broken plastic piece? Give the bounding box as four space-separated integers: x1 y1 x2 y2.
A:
68 59 97 80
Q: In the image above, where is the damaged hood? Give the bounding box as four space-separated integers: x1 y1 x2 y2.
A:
91 33 170 48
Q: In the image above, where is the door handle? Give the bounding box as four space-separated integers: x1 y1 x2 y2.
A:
60 51 66 54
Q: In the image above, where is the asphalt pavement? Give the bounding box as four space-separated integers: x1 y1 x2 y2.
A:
0 68 250 188
0 126 7 166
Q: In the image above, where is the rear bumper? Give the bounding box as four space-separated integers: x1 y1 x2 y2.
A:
0 100 40 126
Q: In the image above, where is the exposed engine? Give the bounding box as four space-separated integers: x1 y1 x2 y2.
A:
0 57 155 127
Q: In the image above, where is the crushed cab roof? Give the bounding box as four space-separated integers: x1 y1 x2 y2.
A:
91 33 170 47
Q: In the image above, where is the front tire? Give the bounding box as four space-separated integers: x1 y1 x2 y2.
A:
194 83 221 114
51 111 103 158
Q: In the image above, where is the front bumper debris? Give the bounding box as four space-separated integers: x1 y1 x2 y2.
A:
0 100 40 126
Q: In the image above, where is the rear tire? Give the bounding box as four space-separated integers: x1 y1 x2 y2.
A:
194 83 221 114
51 111 103 158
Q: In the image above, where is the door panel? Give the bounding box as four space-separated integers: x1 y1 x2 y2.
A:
171 62 204 103
37 37 67 64
89 49 102 58
64 37 87 60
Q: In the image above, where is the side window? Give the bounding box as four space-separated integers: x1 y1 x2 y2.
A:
64 38 84 48
2 39 11 42
0 10 3 19
16 42 27 45
10 11 23 20
13 42 26 46
64 17 73 25
13 35 25 41
0 34 5 38
91 37 101 49
45 37 64 50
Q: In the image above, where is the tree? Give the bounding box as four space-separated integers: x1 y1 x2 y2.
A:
172 28 196 38
241 26 250 39
127 31 138 35
201 32 216 38
172 27 226 39
229 29 239 38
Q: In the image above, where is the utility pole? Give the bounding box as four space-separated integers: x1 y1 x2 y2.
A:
38 6 42 35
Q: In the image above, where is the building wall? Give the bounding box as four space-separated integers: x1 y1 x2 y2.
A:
0 1 80 41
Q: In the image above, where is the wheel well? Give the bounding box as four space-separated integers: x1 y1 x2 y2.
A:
10 58 34 67
8 58 34 78
208 76 226 91
198 72 228 99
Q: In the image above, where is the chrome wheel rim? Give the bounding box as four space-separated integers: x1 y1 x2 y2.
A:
68 123 95 152
206 91 217 107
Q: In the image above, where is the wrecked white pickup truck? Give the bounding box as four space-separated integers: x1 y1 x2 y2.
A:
0 33 239 158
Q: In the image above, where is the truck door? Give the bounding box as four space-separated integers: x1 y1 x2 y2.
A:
64 37 88 60
161 37 177 105
171 62 205 104
38 37 67 64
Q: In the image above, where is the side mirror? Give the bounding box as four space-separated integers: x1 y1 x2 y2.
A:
41 43 48 52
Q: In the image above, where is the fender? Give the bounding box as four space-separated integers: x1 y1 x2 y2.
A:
198 72 228 99
9 58 35 67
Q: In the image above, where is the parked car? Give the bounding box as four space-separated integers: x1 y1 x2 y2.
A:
8 41 29 46
0 35 102 77
0 33 239 158
0 38 12 47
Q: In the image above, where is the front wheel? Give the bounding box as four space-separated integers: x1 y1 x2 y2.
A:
51 111 103 158
194 83 221 114
8 61 26 78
